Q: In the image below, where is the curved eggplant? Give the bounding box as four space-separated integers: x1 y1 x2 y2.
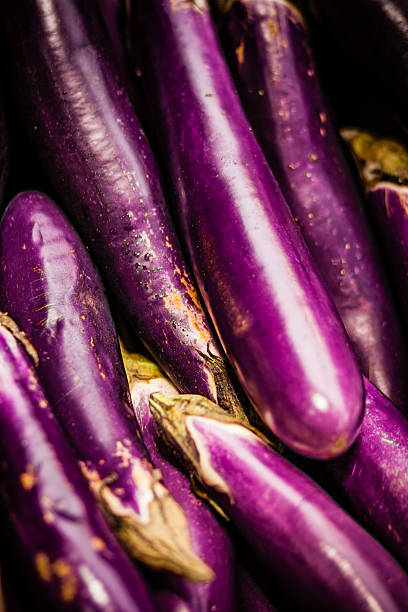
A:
122 347 236 612
343 128 408 321
128 0 364 458
214 0 408 407
326 377 408 570
150 392 408 611
2 0 243 416
0 315 153 611
0 191 212 581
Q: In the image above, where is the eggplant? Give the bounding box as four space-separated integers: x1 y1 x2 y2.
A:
1 0 246 419
342 129 408 320
122 347 236 612
325 377 408 570
128 0 364 459
0 314 154 611
0 191 212 581
307 0 408 123
150 392 408 611
213 0 408 408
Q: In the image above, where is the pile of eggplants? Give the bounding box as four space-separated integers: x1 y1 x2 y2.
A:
1 0 408 610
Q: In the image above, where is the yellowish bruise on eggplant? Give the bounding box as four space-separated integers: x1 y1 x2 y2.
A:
0 312 39 366
171 0 207 12
341 128 408 187
79 462 213 582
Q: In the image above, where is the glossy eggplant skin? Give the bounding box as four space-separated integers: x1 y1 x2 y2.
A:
214 0 408 408
327 378 408 570
2 0 229 405
343 129 408 322
151 393 408 612
0 191 212 581
123 349 235 612
0 319 153 612
307 0 408 121
129 0 364 459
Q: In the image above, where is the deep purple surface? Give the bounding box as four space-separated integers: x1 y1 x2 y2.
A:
129 0 364 458
181 411 408 611
0 191 209 582
3 0 223 402
327 377 408 569
365 183 408 319
308 0 408 121
0 323 152 611
129 368 235 612
0 192 159 517
216 0 408 407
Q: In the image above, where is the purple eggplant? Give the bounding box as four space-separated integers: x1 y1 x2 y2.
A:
1 0 246 418
0 314 154 611
214 0 408 408
150 392 408 611
307 0 408 123
326 377 408 570
122 346 236 612
342 129 408 320
0 191 212 581
128 0 364 459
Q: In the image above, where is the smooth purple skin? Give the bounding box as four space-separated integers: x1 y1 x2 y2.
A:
129 0 364 459
0 192 211 580
0 324 153 611
0 192 157 517
170 408 408 611
365 184 408 318
326 377 408 570
215 0 408 408
128 369 235 612
3 0 223 403
308 0 408 121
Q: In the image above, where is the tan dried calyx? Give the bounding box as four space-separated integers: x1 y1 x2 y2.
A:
197 346 250 426
341 128 408 187
94 473 214 582
0 312 39 366
149 393 240 495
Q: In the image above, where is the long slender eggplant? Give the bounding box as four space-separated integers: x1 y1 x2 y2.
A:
214 0 408 408
1 0 244 416
0 315 153 611
342 129 408 320
128 0 364 459
122 347 236 612
0 191 212 581
307 0 408 123
150 392 408 611
326 377 408 570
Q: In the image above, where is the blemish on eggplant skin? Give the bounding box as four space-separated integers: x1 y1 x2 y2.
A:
35 552 52 582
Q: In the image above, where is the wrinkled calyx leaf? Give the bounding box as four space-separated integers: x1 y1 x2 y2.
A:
96 472 214 582
342 128 408 187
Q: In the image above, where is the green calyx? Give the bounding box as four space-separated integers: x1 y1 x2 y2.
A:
341 128 408 187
